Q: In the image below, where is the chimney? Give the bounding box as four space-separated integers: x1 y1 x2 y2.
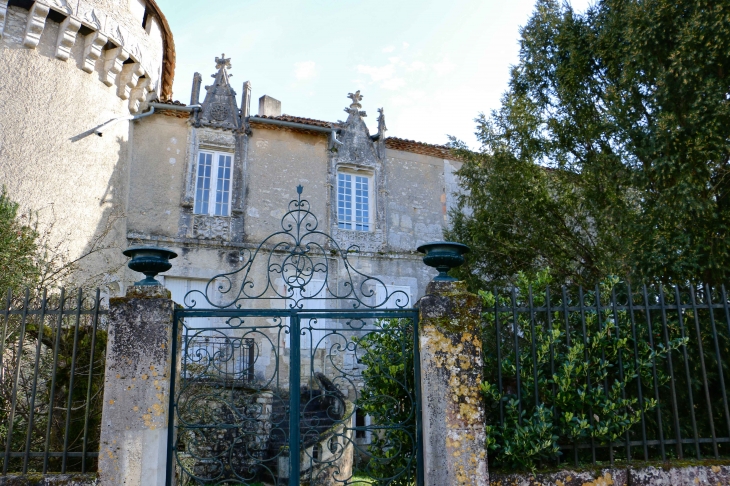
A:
190 72 202 105
258 95 281 117
241 81 252 118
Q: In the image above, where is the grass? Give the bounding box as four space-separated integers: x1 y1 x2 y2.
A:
349 475 375 484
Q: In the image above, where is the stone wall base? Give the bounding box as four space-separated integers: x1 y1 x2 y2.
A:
490 462 730 485
0 475 97 486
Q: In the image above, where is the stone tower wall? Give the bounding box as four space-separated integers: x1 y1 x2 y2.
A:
0 0 172 288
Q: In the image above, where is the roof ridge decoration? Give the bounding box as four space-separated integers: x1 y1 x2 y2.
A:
345 90 366 117
194 53 242 131
376 107 387 158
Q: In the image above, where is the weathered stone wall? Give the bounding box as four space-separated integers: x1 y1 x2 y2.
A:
490 462 730 485
0 475 97 486
244 127 330 243
0 0 168 288
127 114 188 239
385 149 458 250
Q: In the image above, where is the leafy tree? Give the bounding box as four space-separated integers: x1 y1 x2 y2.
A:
448 0 730 287
0 187 40 292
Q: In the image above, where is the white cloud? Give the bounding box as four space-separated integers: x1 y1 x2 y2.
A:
402 42 410 49
382 45 395 53
432 58 456 76
381 78 406 91
294 61 316 81
389 89 426 106
356 64 396 83
409 61 426 71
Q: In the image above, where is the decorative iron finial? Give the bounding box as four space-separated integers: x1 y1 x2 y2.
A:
348 90 363 109
215 53 231 70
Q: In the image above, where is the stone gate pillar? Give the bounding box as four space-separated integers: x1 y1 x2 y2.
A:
418 280 488 486
98 285 178 486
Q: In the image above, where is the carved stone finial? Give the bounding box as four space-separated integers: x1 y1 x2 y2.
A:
347 90 363 109
377 107 387 133
215 53 231 70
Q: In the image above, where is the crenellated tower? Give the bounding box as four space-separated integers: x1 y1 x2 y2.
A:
0 0 175 287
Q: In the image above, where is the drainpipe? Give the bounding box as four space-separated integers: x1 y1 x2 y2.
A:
94 103 202 136
247 116 343 149
149 102 202 113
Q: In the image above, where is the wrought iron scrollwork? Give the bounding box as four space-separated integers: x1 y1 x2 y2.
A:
183 186 409 310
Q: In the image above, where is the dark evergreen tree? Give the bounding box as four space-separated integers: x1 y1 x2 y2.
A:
448 0 730 287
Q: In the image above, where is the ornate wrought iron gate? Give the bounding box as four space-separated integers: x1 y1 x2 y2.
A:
165 187 423 486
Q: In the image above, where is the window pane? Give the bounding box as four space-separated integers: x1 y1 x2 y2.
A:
214 154 232 216
355 175 369 231
338 173 352 230
194 152 212 214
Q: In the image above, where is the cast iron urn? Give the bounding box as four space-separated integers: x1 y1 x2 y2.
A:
416 241 470 282
123 246 178 286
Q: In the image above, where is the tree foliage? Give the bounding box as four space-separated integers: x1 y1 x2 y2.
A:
0 187 40 292
447 0 730 287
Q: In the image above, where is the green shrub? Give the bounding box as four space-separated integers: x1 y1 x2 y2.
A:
480 271 685 471
356 318 417 486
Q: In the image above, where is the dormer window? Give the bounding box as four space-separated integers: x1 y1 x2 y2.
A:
337 171 372 231
194 150 232 216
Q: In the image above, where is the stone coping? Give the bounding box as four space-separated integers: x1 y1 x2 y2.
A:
490 459 730 485
0 474 97 486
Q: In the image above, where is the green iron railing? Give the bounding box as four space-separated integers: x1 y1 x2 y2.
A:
483 281 730 467
0 288 107 475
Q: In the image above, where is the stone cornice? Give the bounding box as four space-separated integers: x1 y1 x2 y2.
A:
0 0 173 112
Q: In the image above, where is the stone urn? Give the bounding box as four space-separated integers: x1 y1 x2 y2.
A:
416 241 470 282
123 246 178 286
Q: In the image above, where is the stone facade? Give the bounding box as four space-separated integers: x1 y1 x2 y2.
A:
0 0 460 297
126 58 461 305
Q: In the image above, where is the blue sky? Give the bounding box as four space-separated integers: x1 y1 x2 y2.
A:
157 0 591 148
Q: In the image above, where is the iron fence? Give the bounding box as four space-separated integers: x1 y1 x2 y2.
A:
0 288 107 475
483 281 730 467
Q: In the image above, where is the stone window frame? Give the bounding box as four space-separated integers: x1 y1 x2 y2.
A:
336 167 375 233
182 128 241 212
192 149 234 217
180 128 245 242
329 160 387 252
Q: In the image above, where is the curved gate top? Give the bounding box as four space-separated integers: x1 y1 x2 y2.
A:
181 185 410 311
167 187 423 486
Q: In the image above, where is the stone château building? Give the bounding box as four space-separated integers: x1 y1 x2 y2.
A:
0 1 464 476
0 0 463 303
